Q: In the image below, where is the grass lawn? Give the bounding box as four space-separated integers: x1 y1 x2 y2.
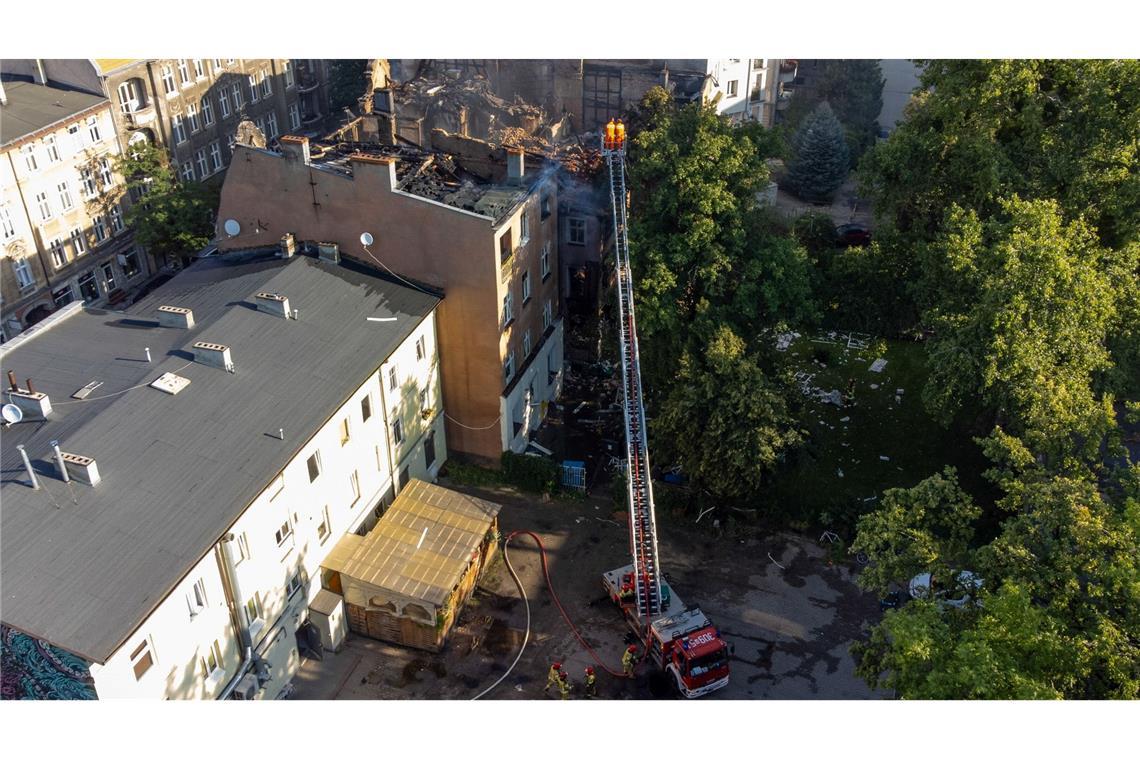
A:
758 330 994 536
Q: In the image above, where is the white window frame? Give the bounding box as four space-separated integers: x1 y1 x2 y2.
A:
49 238 67 268
284 61 294 89
180 161 195 182
194 59 205 79
248 74 259 103
178 59 190 86
35 192 52 221
202 640 224 684
288 102 300 131
13 257 35 289
392 418 404 446
101 260 117 291
92 215 108 244
201 95 214 126
388 365 398 391
522 270 531 303
87 116 102 144
266 111 278 140
504 350 515 383
260 70 272 98
520 209 530 245
726 79 739 97
415 335 426 361
244 592 263 627
502 290 514 328
172 114 187 144
275 519 293 546
70 227 87 257
317 506 331 544
118 80 142 114
187 103 200 133
98 157 114 188
196 148 209 179
57 181 74 212
209 141 223 172
109 206 124 233
21 144 38 172
307 451 322 482
219 88 232 118
1 205 15 240
349 470 361 506
231 82 243 109
79 166 97 198
67 123 83 152
161 65 176 95
187 577 208 617
523 329 532 357
541 243 551 279
543 299 553 331
567 216 586 246
44 135 60 164
77 270 99 303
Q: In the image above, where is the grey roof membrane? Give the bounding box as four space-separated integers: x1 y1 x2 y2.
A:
0 252 440 662
0 79 108 146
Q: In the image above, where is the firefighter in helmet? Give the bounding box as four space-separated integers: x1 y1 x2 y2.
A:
605 119 616 150
619 583 635 604
615 119 626 149
558 669 573 699
622 644 639 676
544 662 562 693
583 666 597 698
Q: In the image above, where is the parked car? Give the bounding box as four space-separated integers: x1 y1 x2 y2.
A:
909 570 983 609
836 223 872 247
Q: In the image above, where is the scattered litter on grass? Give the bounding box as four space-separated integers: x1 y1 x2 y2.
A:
896 388 905 395
869 358 888 373
839 416 850 423
837 468 844 478
775 331 801 351
870 383 880 389
862 496 879 502
768 552 786 570
879 455 891 461
824 389 843 406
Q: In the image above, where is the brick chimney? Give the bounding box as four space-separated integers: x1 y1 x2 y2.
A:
279 135 311 165
350 154 397 192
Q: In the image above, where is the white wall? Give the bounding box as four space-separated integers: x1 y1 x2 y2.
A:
502 317 564 453
705 59 753 118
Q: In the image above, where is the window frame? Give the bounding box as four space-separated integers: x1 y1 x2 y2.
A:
541 243 551 280
415 335 426 361
195 148 209 179
70 227 87 257
13 257 35 289
361 393 373 422
219 88 232 118
392 417 404 446
130 638 155 681
161 65 176 95
56 181 74 212
49 238 67 268
307 451 322 482
521 271 531 304
567 216 586 246
275 518 293 546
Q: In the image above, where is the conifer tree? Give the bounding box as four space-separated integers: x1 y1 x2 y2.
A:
785 102 849 203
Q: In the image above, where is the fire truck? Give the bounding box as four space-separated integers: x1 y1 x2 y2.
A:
597 120 732 698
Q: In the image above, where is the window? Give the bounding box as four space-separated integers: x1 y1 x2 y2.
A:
130 639 154 681
67 123 83 151
349 470 361 505
339 417 351 446
202 640 223 681
388 366 398 391
196 148 209 179
231 82 244 109
35 192 52 221
520 209 531 245
87 115 102 143
424 430 436 468
543 299 553 331
78 271 99 302
13 258 34 289
122 249 141 278
248 74 260 103
53 284 74 307
21 144 38 172
307 451 322 482
541 193 552 220
98 157 114 187
70 227 87 257
254 116 266 137
499 229 513 263
726 79 739 97
213 58 224 71
194 58 205 79
109 205 124 233
284 61 294 88
502 291 513 328
317 506 331 543
219 88 231 118
523 329 532 357
93 215 108 244
57 181 74 212
522 271 531 303
275 518 293 545
265 111 278 140
101 261 117 291
49 238 67 268
419 387 430 413
209 141 223 171
392 418 404 446
399 466 410 491
79 167 97 198
161 65 176 94
180 161 196 182
236 531 251 563
117 80 141 113
260 70 272 98
244 593 262 626
187 578 208 617
286 572 303 597
201 96 214 126
172 114 187 144
415 335 426 361
541 243 551 280
504 350 515 383
1 206 15 240
44 135 60 164
567 217 586 245
288 102 301 131
187 103 200 133
177 59 190 85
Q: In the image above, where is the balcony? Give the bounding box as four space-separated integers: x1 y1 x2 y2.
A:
778 60 798 85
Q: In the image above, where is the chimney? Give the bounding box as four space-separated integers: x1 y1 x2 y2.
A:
157 305 195 329
33 59 48 86
279 135 310 165
317 242 340 264
507 149 525 185
6 377 52 420
255 292 291 319
60 452 101 486
349 153 398 192
193 341 234 372
280 232 297 258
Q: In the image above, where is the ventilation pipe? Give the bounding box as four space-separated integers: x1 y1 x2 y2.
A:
16 444 39 490
51 440 70 483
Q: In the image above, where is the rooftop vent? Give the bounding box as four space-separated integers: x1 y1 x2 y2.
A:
157 305 195 329
5 372 51 420
255 292 292 319
150 372 191 395
193 341 234 372
60 452 101 486
317 242 340 264
71 380 104 400
280 232 297 259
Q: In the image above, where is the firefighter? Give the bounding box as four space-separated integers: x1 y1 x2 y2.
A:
615 120 626 149
605 119 616 150
558 670 572 699
544 662 562 693
622 644 639 676
619 583 635 604
583 666 597 698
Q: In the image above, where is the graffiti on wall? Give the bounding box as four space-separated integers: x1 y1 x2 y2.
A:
1 625 97 700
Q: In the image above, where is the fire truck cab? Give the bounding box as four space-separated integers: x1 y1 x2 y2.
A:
603 565 731 698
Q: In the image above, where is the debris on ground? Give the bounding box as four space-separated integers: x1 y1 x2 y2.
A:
869 358 888 373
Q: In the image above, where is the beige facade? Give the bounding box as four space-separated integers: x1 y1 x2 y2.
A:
216 139 563 465
1 80 146 341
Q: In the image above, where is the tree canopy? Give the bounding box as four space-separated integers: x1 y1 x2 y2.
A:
783 60 884 167
784 102 849 203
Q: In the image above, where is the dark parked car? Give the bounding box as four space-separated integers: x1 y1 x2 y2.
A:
836 223 872 247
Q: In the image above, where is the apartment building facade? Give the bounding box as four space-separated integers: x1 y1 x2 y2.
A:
0 249 444 699
0 76 148 342
216 137 564 465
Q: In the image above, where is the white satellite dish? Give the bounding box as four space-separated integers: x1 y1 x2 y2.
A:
360 232 374 247
2 403 24 424
223 219 241 237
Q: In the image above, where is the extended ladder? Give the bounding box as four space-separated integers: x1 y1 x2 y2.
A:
602 133 663 621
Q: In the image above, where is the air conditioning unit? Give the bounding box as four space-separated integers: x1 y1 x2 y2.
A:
232 673 259 700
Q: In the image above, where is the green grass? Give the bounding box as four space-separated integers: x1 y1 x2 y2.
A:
758 331 993 536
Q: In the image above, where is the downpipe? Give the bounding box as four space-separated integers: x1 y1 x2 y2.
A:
216 533 255 700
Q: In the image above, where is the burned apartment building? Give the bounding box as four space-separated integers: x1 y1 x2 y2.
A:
215 133 564 466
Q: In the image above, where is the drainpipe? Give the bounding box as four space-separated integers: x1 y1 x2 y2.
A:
376 364 400 495
216 533 254 700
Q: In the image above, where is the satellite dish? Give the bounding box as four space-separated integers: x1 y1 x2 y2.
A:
2 404 24 424
223 219 241 237
360 232 374 247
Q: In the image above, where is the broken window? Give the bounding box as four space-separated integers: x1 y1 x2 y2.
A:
582 66 622 132
727 80 739 97
499 228 513 263
541 194 552 220
567 217 586 246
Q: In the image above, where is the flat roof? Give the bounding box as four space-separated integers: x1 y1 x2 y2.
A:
322 479 500 607
0 251 441 663
0 79 108 146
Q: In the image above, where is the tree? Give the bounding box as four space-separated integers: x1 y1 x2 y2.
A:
784 103 849 203
652 326 802 501
328 59 369 112
113 141 217 263
783 60 884 167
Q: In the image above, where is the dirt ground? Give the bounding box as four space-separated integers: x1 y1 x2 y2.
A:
289 481 882 701
773 176 873 228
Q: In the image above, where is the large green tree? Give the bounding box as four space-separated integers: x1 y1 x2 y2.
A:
113 141 217 263
784 60 884 166
784 102 849 203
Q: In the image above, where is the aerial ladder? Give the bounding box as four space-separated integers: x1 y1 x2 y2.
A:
598 119 731 698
